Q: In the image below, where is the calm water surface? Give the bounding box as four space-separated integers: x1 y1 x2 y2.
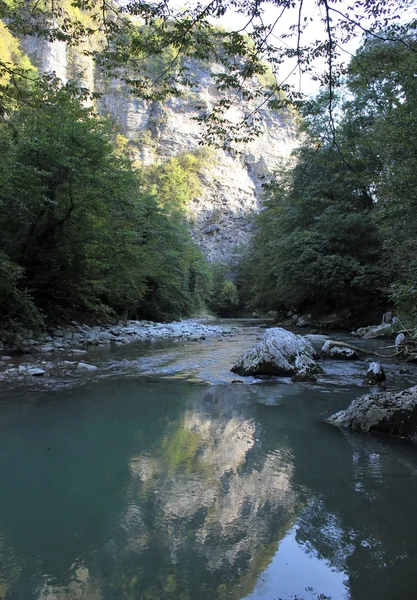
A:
1 323 417 600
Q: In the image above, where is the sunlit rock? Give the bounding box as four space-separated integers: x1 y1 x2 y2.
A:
231 328 321 379
326 385 417 439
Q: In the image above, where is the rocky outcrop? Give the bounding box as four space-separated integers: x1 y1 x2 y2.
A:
326 385 417 440
19 38 297 263
363 323 398 339
231 327 321 380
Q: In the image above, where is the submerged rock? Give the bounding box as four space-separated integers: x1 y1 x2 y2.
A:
321 340 358 360
231 327 321 379
326 385 417 440
364 362 386 385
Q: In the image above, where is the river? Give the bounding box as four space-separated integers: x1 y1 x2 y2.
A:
0 320 416 600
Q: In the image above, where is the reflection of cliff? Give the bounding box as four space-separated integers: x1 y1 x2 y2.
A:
5 372 416 600
112 385 300 599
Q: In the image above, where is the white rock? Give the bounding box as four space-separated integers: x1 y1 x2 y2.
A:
231 327 321 379
77 362 98 371
326 385 417 439
28 368 46 376
321 340 358 360
365 362 386 384
363 324 396 339
395 333 406 347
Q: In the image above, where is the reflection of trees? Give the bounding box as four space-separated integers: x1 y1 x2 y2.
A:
105 384 301 600
292 428 417 600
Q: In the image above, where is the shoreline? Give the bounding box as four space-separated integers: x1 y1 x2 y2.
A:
0 319 240 384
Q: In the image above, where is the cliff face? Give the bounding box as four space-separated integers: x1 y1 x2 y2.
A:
20 37 297 262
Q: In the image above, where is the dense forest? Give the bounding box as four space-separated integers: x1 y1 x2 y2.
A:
0 0 416 338
240 34 417 326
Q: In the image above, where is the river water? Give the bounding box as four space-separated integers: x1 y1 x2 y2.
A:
0 321 417 600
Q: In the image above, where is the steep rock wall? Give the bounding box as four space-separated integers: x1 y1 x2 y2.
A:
20 39 298 262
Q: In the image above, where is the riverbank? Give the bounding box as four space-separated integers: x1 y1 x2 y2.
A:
0 319 241 384
1 319 417 393
1 319 239 354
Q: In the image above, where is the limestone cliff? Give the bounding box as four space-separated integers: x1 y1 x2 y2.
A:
20 37 298 262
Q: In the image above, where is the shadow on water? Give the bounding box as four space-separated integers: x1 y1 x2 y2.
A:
0 329 417 599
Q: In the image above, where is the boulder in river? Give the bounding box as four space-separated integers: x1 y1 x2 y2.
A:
326 385 417 440
231 328 321 379
321 340 358 360
364 362 386 385
295 314 312 327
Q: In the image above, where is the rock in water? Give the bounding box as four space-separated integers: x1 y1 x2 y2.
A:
363 324 397 339
321 340 358 360
326 385 417 440
77 362 98 371
28 368 46 377
365 362 386 384
231 328 321 379
395 333 406 347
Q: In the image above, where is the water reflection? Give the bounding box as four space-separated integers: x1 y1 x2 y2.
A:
104 384 299 599
0 379 417 599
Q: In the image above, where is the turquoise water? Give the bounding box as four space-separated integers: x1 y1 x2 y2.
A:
1 328 417 600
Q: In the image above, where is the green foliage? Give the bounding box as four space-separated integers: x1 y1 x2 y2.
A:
0 252 43 339
0 20 37 112
243 123 383 316
0 0 415 144
141 148 213 212
209 263 240 316
161 423 201 474
243 30 417 323
345 34 417 321
0 78 212 334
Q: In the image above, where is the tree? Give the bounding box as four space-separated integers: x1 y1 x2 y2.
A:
209 262 240 316
242 30 417 323
243 93 384 318
346 34 417 320
0 77 211 331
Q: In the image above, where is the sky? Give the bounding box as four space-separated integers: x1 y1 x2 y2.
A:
212 0 329 95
